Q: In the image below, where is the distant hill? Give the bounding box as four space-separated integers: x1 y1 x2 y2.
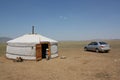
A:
0 37 12 43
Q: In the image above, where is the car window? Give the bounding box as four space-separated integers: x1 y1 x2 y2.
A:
89 42 95 45
88 42 98 45
99 42 107 45
94 42 98 45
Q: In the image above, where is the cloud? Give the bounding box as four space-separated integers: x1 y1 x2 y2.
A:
59 16 68 20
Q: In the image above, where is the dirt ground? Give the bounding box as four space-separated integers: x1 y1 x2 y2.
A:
0 40 120 80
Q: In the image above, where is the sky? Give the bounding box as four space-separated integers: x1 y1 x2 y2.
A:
0 0 120 41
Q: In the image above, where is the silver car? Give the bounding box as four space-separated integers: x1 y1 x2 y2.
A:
84 41 110 53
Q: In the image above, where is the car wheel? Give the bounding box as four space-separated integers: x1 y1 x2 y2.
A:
95 49 99 53
84 47 88 51
105 50 109 53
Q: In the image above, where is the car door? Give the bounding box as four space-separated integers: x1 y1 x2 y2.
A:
92 42 98 51
87 42 94 50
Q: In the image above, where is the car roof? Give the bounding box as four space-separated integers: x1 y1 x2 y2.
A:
93 41 105 42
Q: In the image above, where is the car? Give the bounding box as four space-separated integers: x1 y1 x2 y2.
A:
84 41 110 53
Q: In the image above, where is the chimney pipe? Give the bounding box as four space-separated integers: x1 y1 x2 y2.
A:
32 26 34 34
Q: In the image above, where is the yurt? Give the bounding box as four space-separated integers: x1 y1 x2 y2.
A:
6 33 58 60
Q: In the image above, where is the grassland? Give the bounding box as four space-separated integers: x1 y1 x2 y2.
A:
0 40 120 80
0 43 6 56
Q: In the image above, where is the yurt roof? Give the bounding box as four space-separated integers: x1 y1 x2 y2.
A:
7 34 57 44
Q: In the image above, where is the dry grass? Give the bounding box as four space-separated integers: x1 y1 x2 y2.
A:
0 40 120 80
0 43 6 56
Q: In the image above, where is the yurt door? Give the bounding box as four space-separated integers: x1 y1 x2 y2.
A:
36 44 42 61
41 42 50 58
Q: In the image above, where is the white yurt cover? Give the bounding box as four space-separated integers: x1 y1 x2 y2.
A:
6 34 58 60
